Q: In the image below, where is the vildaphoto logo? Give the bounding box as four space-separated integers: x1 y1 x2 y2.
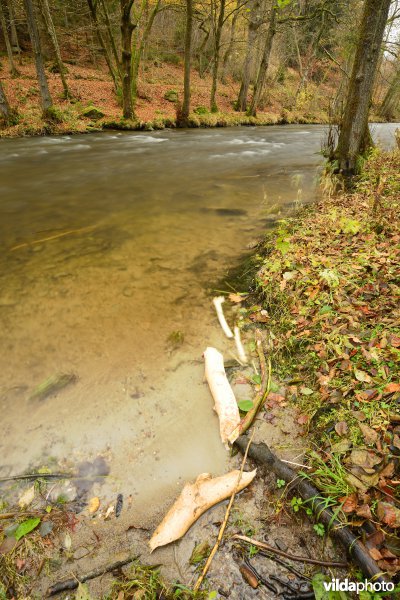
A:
323 578 395 594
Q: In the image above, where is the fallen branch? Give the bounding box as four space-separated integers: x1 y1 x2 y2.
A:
234 326 247 364
233 535 347 567
149 468 256 551
193 431 255 592
234 436 389 583
0 473 72 483
10 225 97 252
204 346 240 445
229 331 271 442
213 296 233 338
47 555 139 596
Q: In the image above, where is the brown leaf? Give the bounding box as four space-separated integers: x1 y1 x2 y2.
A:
335 421 349 436
348 449 382 470
384 383 400 394
369 547 383 560
356 504 372 519
88 497 100 514
228 293 247 303
297 414 309 425
354 368 372 383
377 502 400 528
340 493 358 513
389 335 400 348
359 423 378 445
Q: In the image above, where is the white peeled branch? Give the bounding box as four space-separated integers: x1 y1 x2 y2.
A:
204 346 241 445
149 469 257 551
213 296 233 338
234 326 248 364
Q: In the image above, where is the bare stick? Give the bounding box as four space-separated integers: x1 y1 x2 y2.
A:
193 431 255 591
47 555 140 596
233 535 347 567
234 326 247 363
213 296 233 338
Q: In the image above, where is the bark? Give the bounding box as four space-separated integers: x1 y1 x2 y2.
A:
0 0 18 75
220 0 240 83
294 14 325 103
236 0 263 112
39 0 70 98
210 0 226 112
120 0 135 119
379 63 400 121
6 0 20 55
0 79 10 121
131 0 161 107
334 0 392 175
247 2 277 117
86 0 119 90
181 0 193 121
23 0 53 114
234 437 391 584
99 0 121 76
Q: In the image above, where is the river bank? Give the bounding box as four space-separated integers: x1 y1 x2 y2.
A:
0 60 387 138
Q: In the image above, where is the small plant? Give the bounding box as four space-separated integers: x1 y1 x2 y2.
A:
291 496 303 512
276 479 286 489
313 522 325 537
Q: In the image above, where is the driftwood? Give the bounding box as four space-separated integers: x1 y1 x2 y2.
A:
47 555 139 596
212 296 233 338
204 347 240 445
234 436 389 583
149 469 256 552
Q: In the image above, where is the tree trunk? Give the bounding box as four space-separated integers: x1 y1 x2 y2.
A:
86 0 119 90
334 0 392 175
247 3 277 117
23 0 53 114
39 0 70 98
98 0 121 77
120 0 135 119
379 63 400 121
6 0 20 57
0 0 19 75
0 79 11 121
236 0 263 112
294 14 325 104
131 0 160 107
181 0 193 121
220 0 240 84
210 0 226 113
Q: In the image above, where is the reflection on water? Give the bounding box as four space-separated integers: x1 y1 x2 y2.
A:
0 124 397 518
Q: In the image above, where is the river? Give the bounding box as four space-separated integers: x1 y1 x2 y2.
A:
0 123 398 522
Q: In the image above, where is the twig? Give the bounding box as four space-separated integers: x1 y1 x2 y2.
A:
193 431 255 592
234 326 247 364
257 550 311 581
10 225 97 251
47 555 140 596
233 535 347 567
0 473 72 483
229 331 271 441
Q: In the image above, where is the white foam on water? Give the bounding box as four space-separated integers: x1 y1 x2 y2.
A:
59 144 91 152
130 135 168 143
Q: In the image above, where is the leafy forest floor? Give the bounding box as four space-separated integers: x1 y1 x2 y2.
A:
0 56 359 137
1 144 399 598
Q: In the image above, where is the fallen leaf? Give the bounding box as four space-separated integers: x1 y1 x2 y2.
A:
300 387 314 396
15 518 40 541
377 502 400 528
354 368 372 383
340 494 358 513
384 383 400 394
359 423 378 445
18 485 35 509
88 497 100 514
369 547 383 560
63 532 72 550
356 504 372 519
228 293 246 303
335 421 349 436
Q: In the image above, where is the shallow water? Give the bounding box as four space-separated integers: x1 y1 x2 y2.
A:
0 124 397 519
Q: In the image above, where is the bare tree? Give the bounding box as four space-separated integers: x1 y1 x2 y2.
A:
379 56 400 120
334 0 392 175
23 0 54 114
0 0 19 75
0 79 11 122
236 0 264 111
210 0 226 112
39 0 70 98
120 0 135 119
182 0 194 121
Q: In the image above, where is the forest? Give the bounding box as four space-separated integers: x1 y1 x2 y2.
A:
0 0 400 137
0 1 400 599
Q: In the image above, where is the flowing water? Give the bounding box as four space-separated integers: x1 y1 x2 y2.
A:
0 123 397 521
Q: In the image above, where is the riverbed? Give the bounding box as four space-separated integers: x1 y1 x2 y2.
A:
0 123 398 523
